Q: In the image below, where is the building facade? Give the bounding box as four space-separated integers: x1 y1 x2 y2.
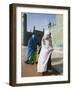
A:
22 13 44 46
21 13 63 49
49 14 63 49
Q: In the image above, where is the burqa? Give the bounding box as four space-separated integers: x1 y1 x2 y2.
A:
37 30 53 72
26 34 37 63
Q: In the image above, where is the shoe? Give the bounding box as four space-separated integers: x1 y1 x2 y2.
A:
35 61 38 64
24 60 30 64
30 60 34 65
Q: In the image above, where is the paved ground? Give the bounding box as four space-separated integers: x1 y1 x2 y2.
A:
21 46 63 77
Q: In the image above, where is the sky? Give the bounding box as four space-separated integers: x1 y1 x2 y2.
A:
26 13 56 32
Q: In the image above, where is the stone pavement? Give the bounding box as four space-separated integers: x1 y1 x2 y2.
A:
21 46 63 77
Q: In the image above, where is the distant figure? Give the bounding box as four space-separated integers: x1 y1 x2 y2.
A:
37 30 53 74
25 34 37 64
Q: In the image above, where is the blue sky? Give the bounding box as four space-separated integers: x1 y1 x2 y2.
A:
26 13 56 32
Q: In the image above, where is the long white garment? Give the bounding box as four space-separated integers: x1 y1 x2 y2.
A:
37 31 53 72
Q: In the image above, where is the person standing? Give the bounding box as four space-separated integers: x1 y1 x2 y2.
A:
37 30 53 75
25 34 37 64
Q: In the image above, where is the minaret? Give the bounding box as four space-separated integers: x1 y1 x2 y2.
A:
23 13 27 32
23 13 27 45
43 28 45 34
48 22 51 32
33 26 35 31
33 26 36 34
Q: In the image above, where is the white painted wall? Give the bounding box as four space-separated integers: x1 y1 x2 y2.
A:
51 15 63 48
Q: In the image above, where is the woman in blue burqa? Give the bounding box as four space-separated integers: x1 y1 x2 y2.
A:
25 34 37 64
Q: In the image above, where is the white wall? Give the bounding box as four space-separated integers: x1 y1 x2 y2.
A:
51 15 63 47
0 0 72 90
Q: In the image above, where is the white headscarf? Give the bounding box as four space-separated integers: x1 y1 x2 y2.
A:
32 34 35 38
43 30 51 39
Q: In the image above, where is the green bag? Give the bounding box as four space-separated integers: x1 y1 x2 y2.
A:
29 52 36 64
